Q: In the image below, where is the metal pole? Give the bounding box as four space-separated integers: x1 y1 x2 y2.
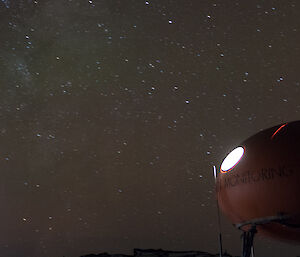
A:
213 166 223 257
251 245 254 257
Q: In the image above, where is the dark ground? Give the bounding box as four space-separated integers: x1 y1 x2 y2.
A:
80 248 238 257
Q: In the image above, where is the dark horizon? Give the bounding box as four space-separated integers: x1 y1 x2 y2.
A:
79 248 237 257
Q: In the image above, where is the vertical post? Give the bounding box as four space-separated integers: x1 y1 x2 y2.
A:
251 245 255 257
219 232 223 257
213 166 223 257
242 225 257 257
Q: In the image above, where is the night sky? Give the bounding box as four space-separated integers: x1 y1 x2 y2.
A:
0 1 300 256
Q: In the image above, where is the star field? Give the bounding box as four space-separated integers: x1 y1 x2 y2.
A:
0 1 300 257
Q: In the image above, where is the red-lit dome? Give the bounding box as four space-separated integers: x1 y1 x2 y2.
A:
216 120 300 243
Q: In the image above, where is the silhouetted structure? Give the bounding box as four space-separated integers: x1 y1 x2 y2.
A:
81 248 238 257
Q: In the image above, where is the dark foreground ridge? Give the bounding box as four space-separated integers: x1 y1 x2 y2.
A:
80 248 238 257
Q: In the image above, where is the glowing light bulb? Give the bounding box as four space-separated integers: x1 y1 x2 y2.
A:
221 146 244 172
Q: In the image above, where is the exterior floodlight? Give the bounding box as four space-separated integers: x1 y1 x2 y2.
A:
216 120 300 256
220 146 244 173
